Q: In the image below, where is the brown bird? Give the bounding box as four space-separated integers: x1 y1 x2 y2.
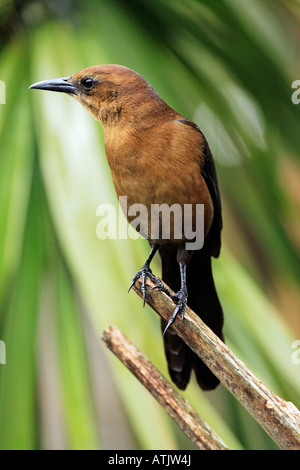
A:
29 65 224 391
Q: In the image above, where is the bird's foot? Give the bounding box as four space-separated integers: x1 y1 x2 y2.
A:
163 288 188 335
128 264 171 306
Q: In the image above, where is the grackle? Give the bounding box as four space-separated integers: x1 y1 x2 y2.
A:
29 65 224 390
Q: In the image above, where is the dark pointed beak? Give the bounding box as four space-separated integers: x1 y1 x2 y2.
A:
29 76 77 94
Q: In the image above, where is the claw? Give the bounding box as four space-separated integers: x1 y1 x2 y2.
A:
128 245 180 313
163 288 188 335
163 305 180 335
128 263 167 306
151 280 172 297
128 272 140 293
141 271 148 306
128 283 134 293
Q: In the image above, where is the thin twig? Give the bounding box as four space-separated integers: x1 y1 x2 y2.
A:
132 278 300 450
102 325 229 450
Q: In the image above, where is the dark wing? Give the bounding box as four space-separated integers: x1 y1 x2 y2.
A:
176 118 223 258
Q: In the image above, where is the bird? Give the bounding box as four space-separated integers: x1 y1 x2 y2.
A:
29 65 224 391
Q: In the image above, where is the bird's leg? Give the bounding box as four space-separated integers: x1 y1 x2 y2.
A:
163 263 188 335
128 244 171 306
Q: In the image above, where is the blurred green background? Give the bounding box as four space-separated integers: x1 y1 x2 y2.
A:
0 0 300 450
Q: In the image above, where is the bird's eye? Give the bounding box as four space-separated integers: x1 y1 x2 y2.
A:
81 77 95 90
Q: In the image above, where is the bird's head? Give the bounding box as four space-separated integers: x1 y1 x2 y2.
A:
29 64 165 126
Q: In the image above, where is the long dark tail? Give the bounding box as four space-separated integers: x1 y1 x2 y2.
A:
159 247 224 391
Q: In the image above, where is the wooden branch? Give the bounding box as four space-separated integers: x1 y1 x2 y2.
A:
102 325 228 450
132 278 300 450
